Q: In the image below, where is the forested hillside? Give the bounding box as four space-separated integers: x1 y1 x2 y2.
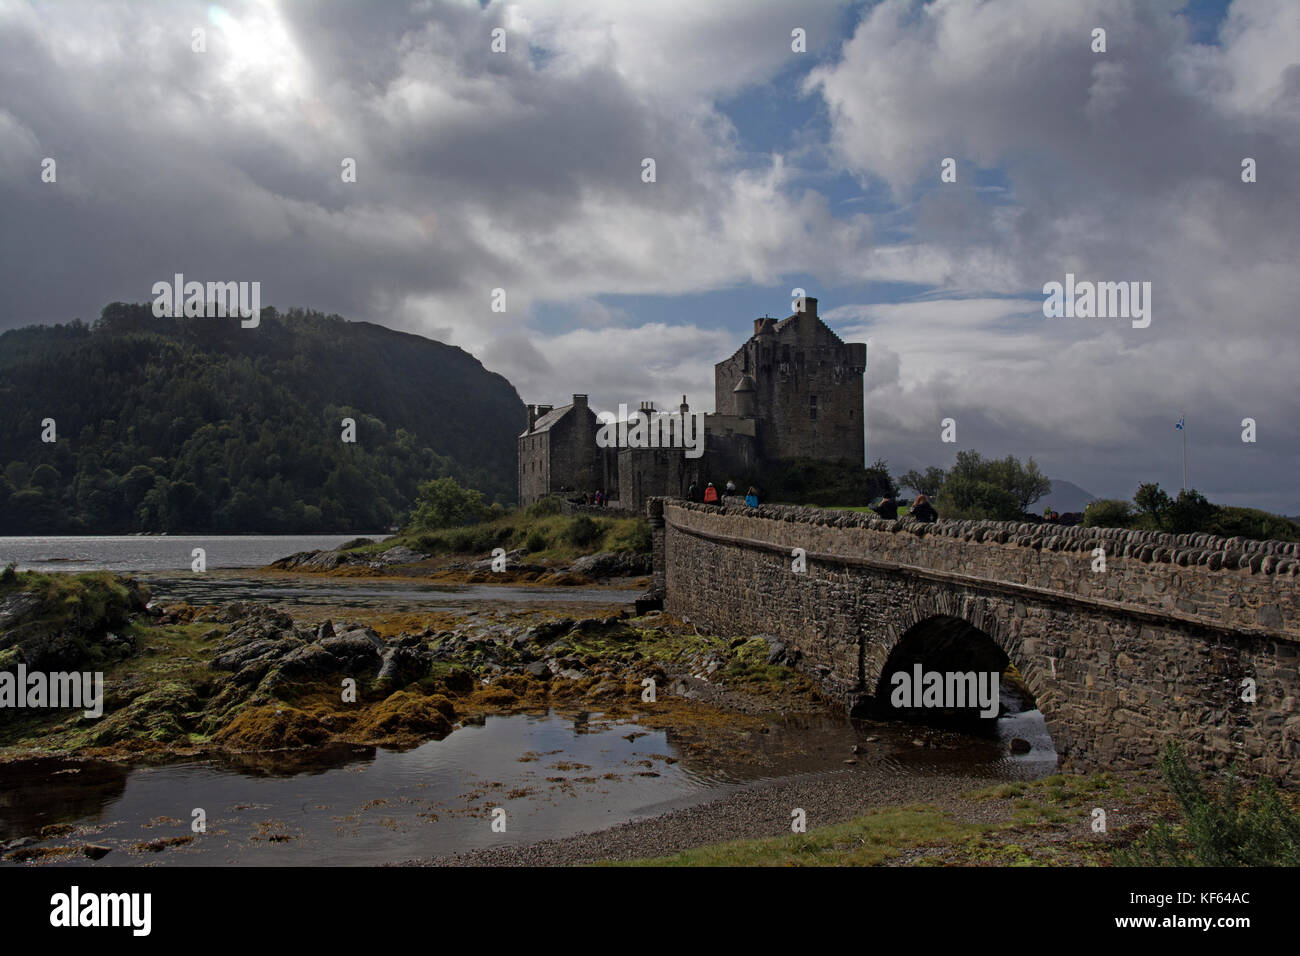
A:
0 303 525 532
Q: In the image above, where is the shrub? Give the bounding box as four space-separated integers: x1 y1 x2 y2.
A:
408 477 489 532
605 518 652 553
1082 499 1133 529
939 475 1022 521
565 515 601 548
1209 507 1300 543
1114 742 1300 866
526 496 564 518
1166 489 1217 534
524 530 547 553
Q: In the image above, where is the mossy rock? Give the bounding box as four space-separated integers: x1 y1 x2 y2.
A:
212 704 331 750
353 691 454 742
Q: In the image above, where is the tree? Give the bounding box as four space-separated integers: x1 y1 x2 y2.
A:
996 456 1053 512
30 463 61 492
1082 499 1133 529
927 449 1052 519
1166 488 1216 534
409 476 490 531
1134 482 1173 528
940 475 1022 520
901 466 946 498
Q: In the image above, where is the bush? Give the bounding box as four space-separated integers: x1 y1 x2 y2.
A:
604 518 652 553
1082 499 1133 529
1115 742 1300 866
526 496 564 518
565 515 601 547
524 530 547 553
939 475 1022 521
1209 507 1300 543
408 477 490 532
1166 489 1217 534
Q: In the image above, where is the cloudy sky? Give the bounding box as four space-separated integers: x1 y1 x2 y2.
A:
2 0 1297 511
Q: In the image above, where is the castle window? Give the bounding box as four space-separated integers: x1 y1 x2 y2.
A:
809 395 818 421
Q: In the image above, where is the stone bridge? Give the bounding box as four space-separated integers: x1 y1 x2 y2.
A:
648 498 1300 783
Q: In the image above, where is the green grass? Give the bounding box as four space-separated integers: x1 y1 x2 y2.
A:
612 771 1140 867
610 805 980 866
381 508 651 561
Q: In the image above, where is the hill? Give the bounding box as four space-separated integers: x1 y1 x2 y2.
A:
1037 479 1097 514
0 303 525 533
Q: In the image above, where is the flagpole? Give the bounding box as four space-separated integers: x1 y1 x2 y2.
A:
1182 413 1187 492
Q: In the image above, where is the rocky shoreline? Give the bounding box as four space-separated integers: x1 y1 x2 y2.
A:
267 543 654 588
0 563 826 768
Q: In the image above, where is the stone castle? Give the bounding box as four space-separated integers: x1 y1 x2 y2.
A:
518 297 867 508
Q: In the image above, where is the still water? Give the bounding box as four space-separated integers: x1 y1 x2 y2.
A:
0 709 1057 866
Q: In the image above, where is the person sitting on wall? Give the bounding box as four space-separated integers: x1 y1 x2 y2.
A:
870 496 899 519
744 486 759 508
687 481 698 502
911 494 939 523
725 480 737 496
702 482 720 504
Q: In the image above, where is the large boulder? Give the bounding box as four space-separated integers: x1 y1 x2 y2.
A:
570 551 652 578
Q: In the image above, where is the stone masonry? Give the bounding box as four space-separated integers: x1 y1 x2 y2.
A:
651 497 1300 783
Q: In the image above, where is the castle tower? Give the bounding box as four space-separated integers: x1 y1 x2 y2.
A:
713 297 866 465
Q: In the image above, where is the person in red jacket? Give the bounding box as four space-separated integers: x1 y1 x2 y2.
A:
702 482 720 504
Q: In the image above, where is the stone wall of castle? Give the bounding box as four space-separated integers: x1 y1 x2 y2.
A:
713 298 866 464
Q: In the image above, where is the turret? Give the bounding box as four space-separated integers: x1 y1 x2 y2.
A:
733 374 756 418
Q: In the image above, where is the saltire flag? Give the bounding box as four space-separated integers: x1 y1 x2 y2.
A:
1175 418 1184 430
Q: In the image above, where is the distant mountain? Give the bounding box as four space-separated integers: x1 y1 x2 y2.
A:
0 303 525 533
1038 479 1097 514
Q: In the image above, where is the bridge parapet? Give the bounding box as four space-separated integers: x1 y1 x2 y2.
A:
652 498 1300 639
650 497 1300 780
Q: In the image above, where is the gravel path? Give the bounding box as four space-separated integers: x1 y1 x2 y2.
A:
409 765 1011 866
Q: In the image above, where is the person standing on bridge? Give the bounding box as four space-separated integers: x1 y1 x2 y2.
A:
745 486 759 507
703 482 720 505
911 494 938 523
870 496 900 519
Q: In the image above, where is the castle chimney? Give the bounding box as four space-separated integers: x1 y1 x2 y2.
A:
527 404 538 431
680 394 689 416
573 393 588 408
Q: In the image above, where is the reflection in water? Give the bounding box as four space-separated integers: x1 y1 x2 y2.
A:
1 708 1056 867
0 758 130 840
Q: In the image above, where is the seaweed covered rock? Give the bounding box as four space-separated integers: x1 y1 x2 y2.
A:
212 705 332 750
352 691 455 744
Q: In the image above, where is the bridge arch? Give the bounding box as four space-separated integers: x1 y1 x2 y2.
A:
861 613 1047 737
654 497 1300 782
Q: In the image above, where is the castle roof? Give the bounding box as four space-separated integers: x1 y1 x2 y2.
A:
733 374 755 392
519 403 573 437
